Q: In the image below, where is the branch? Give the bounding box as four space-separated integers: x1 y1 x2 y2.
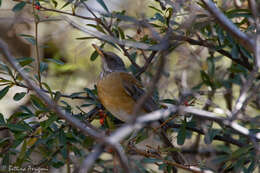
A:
169 34 253 70
248 0 260 68
135 51 157 77
79 144 105 173
201 0 255 53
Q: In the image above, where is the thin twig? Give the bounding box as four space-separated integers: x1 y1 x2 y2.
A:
135 51 157 77
79 144 105 173
32 0 42 88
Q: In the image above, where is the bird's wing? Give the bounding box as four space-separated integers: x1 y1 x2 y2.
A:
120 73 159 112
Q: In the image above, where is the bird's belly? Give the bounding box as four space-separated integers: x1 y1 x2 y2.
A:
97 74 138 122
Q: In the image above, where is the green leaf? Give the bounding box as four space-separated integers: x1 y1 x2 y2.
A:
230 146 253 159
148 5 163 13
0 137 10 146
12 2 26 12
60 0 72 10
0 0 2 7
11 112 34 120
46 58 65 65
13 92 26 101
2 153 10 168
42 82 54 99
152 13 165 23
30 95 46 110
105 116 115 129
7 123 29 132
160 99 178 105
51 0 58 8
59 130 67 145
142 158 161 163
204 129 220 144
200 70 212 86
231 44 239 59
118 27 125 39
60 146 67 159
41 114 58 129
16 140 27 166
17 57 34 67
245 161 255 173
0 86 10 100
90 50 99 61
40 62 48 73
18 34 36 45
0 61 13 76
207 57 215 77
0 113 6 125
76 37 96 40
96 0 109 13
212 155 229 164
86 24 105 33
69 92 84 98
51 158 64 168
135 129 149 144
177 123 186 145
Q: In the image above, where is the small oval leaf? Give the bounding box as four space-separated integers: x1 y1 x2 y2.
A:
0 86 10 100
12 2 26 12
13 92 26 101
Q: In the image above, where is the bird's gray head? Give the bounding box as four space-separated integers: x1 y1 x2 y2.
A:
92 44 126 76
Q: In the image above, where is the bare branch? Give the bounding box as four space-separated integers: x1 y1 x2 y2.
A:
79 144 105 173
248 0 260 68
231 70 257 120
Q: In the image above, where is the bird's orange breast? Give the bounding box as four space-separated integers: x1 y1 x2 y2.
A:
97 72 143 122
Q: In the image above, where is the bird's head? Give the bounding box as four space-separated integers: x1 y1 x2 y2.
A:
92 44 126 76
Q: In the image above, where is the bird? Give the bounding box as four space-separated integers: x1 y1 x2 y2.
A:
93 44 186 165
94 45 158 122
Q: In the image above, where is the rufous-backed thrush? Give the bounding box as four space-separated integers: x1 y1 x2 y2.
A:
93 44 186 165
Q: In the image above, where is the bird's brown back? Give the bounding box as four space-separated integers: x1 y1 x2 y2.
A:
97 71 158 122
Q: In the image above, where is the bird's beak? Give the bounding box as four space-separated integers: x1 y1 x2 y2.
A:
92 44 105 58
